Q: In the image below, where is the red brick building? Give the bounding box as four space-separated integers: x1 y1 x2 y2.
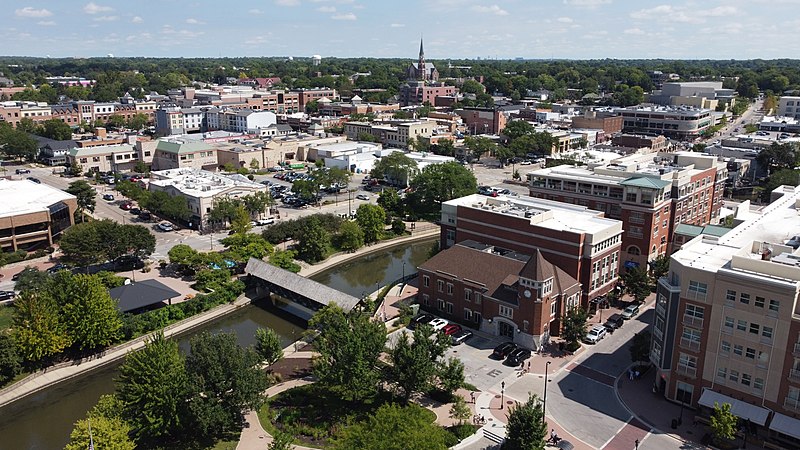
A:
439 194 623 306
455 107 508 135
570 110 624 135
418 240 581 350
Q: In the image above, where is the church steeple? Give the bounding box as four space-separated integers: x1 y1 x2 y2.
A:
418 36 426 82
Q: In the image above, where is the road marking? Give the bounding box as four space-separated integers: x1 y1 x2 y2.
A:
566 363 617 387
486 369 502 378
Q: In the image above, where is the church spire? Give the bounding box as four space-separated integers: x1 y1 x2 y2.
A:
419 36 424 58
418 36 426 82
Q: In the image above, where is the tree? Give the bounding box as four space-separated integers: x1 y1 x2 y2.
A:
355 203 386 243
502 120 536 143
377 188 404 217
431 139 455 157
269 249 301 273
691 143 707 152
449 396 471 425
59 220 154 268
0 127 38 160
629 331 651 366
0 334 21 385
12 291 71 363
127 113 149 131
407 162 478 218
65 180 96 222
64 415 135 450
331 403 449 450
621 266 651 303
390 326 446 403
561 307 588 350
757 142 799 173
336 220 365 252
117 332 187 440
357 131 380 142
169 244 200 268
255 327 284 366
268 431 295 450
464 136 496 161
502 394 548 450
371 151 418 186
184 332 268 439
309 304 387 402
230 205 253 236
710 402 738 443
649 254 670 280
762 169 800 201
13 266 51 293
294 216 330 263
59 274 122 350
292 178 320 203
220 232 273 263
438 357 465 399
59 222 104 267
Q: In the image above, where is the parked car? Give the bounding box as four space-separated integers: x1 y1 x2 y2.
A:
0 291 15 301
256 218 275 226
356 194 370 201
451 329 474 345
157 222 174 232
505 347 532 366
411 313 435 328
622 304 640 320
603 313 625 333
429 318 449 331
130 207 141 215
26 177 41 184
139 211 152 221
102 193 115 201
119 202 133 210
492 342 518 359
15 168 31 174
46 263 68 274
585 325 607 344
441 323 462 336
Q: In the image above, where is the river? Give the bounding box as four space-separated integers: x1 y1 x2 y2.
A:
0 238 434 450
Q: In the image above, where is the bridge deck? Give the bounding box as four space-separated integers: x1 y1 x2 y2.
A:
245 258 361 312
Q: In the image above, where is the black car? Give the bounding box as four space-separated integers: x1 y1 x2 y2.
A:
411 313 435 328
451 330 474 345
603 314 624 333
46 263 68 274
26 177 41 184
492 342 518 359
130 207 141 215
505 348 532 366
0 290 15 301
139 211 152 221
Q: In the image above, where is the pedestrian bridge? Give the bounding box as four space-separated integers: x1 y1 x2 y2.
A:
245 258 362 320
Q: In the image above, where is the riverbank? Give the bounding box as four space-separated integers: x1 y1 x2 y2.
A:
0 294 253 409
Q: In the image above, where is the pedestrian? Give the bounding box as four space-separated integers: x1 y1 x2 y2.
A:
635 438 639 449
470 392 475 403
527 361 531 372
629 369 634 381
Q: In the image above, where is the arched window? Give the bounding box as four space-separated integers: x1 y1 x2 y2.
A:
627 245 641 256
651 245 658 254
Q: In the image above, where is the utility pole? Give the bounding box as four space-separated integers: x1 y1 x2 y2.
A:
543 361 551 423
500 381 505 410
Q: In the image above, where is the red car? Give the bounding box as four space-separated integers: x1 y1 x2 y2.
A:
119 202 133 210
442 324 462 336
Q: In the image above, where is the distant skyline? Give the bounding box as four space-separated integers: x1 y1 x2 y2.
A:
2 0 800 60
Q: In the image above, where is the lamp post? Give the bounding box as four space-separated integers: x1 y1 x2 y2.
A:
543 361 551 423
500 381 505 410
402 261 406 281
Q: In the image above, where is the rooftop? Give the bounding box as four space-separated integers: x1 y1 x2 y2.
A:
149 168 264 198
0 179 76 219
156 139 215 154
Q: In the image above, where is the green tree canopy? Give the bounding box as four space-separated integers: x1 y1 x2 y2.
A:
59 273 122 350
331 403 449 450
630 331 652 365
41 119 73 140
502 394 548 450
12 291 71 363
407 162 478 218
464 136 497 161
561 307 588 348
0 334 21 385
390 325 449 403
621 266 651 303
355 203 386 243
255 327 284 366
336 220 365 252
65 180 96 222
371 151 418 186
710 402 738 443
295 216 330 263
64 415 135 450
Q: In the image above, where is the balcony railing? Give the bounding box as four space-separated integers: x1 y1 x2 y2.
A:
676 364 697 378
683 314 704 329
789 369 800 383
785 397 800 413
680 337 701 352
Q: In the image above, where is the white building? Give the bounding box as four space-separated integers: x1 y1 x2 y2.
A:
777 96 800 120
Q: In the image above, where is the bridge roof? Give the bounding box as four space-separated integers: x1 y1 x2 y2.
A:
245 258 361 312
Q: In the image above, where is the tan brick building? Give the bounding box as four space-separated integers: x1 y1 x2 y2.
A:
0 179 76 252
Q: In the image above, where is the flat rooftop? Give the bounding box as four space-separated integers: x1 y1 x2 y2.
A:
0 179 76 219
150 169 264 198
445 194 622 237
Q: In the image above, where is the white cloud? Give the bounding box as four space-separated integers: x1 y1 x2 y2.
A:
248 8 264 14
274 0 300 5
331 12 357 20
624 27 645 35
93 15 118 22
15 7 53 18
471 4 509 16
631 4 737 24
131 16 143 23
83 2 113 14
390 23 405 28
37 20 56 26
563 0 611 7
557 17 573 23
317 6 336 12
186 18 205 24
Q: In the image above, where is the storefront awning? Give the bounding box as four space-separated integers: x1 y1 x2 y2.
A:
769 413 800 440
698 389 770 426
624 260 640 269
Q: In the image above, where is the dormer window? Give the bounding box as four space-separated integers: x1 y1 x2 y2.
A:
542 278 553 296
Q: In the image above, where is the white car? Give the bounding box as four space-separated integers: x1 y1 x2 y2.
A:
157 222 174 232
585 325 607 344
256 218 275 226
429 318 449 331
356 194 370 201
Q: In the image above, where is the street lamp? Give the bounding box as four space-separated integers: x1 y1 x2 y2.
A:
500 381 505 410
543 361 551 423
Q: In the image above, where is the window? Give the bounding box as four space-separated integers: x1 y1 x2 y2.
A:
446 302 453 314
737 320 747 332
550 300 557 315
464 289 472 302
729 370 739 383
769 299 780 312
754 377 765 390
687 280 708 301
422 294 430 306
721 340 731 353
745 347 756 359
733 344 743 356
676 381 694 404
423 275 430 287
473 312 482 324
437 280 444 292
446 283 453 295
741 373 751 386
740 293 750 305
464 309 472 320
724 316 734 330
749 323 760 335
725 290 737 303
717 367 728 380
686 304 704 319
755 296 765 308
437 299 445 311
762 326 773 340
475 292 482 305
499 305 513 319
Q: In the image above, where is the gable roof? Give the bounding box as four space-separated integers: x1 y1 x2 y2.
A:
109 279 181 313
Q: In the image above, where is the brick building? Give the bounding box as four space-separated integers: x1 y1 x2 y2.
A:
0 179 76 252
439 194 623 305
570 110 624 135
455 107 507 135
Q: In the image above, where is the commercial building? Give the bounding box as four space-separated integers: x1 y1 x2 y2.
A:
611 134 670 153
343 120 435 149
150 139 217 171
398 81 458 107
614 105 715 140
418 240 581 350
455 107 507 135
294 88 338 111
527 151 727 269
648 82 736 110
777 96 800 120
0 179 76 252
570 110 624 135
148 169 266 230
439 194 623 305
68 143 139 173
651 185 800 448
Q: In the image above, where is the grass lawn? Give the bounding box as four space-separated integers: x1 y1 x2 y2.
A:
0 304 14 331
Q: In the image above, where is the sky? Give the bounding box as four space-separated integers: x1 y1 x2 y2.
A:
2 0 800 60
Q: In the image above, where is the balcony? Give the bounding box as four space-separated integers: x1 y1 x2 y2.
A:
680 337 701 352
676 364 697 379
683 314 704 329
785 397 800 413
790 369 800 383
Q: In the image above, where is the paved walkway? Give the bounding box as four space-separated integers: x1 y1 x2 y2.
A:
237 378 317 450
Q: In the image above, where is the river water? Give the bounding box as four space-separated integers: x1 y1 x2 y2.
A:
0 238 434 450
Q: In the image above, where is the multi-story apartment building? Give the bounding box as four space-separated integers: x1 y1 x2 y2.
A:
68 142 140 173
344 120 435 149
398 80 457 107
294 88 338 111
614 105 715 140
151 139 217 171
0 179 76 252
0 99 156 128
651 185 800 448
418 240 582 350
155 106 277 136
455 107 507 135
439 194 623 305
777 96 800 120
527 151 727 269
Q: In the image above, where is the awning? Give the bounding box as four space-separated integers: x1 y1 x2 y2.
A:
698 389 770 426
769 413 800 440
624 260 640 269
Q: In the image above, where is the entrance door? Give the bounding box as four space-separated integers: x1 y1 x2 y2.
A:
499 321 515 339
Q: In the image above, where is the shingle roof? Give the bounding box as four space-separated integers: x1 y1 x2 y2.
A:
519 249 554 282
619 176 671 189
418 244 527 297
109 279 181 313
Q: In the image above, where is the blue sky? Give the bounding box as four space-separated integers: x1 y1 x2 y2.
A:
2 0 799 59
